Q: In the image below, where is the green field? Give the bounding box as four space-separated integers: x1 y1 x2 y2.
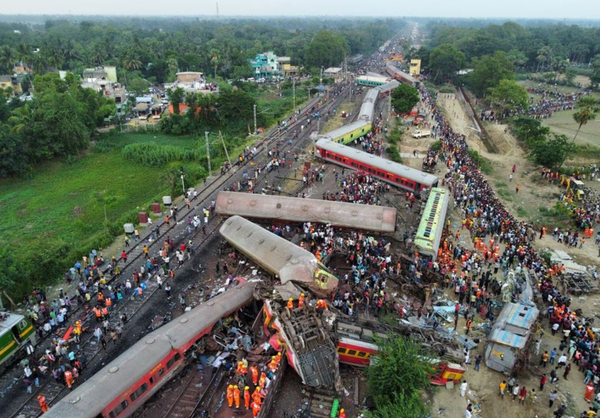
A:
0 132 220 293
541 110 600 148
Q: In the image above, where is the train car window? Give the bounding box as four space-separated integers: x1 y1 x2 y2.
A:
109 400 129 418
347 350 357 356
167 353 182 369
357 352 368 357
337 347 347 354
130 383 148 401
159 368 165 375
149 376 154 385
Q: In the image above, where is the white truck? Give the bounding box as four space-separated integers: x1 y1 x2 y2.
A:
412 129 432 138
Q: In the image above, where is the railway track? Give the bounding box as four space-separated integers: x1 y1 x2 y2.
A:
4 84 352 418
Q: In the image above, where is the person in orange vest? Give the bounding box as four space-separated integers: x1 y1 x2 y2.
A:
287 297 294 309
75 321 82 334
274 352 282 366
268 356 278 373
244 386 251 409
38 395 49 412
251 401 261 418
249 365 259 385
101 306 109 320
252 387 264 405
233 385 241 409
298 293 305 308
227 385 234 408
64 369 74 389
339 408 346 418
237 361 248 376
93 306 102 322
258 372 267 390
105 297 112 311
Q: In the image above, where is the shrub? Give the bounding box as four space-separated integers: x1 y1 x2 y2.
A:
386 146 402 163
122 142 204 167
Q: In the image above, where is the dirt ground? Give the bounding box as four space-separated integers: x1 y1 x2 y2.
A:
414 91 600 418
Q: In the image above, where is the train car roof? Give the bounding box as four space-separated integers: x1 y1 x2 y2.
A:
377 80 400 93
386 64 416 83
363 88 380 102
44 281 256 418
220 216 338 294
215 191 396 233
318 120 370 141
315 139 438 187
0 312 26 332
356 75 388 83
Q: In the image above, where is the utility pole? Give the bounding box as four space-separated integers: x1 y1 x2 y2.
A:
253 104 257 136
180 166 185 194
205 131 211 177
292 79 296 111
219 131 231 166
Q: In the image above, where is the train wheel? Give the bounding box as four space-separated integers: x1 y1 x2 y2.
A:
317 328 327 342
315 317 323 329
284 321 297 340
284 307 292 319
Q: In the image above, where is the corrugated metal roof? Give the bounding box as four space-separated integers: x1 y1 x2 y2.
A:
505 303 538 328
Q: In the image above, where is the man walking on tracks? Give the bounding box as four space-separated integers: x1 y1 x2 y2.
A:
38 395 50 412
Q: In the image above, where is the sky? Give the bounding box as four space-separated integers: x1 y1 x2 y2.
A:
2 0 599 20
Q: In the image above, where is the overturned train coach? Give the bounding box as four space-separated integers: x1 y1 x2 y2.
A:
215 191 397 233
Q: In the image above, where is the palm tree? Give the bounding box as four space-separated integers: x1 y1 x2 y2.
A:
0 45 16 73
16 43 31 67
8 104 33 134
572 96 599 143
536 46 552 73
122 53 143 71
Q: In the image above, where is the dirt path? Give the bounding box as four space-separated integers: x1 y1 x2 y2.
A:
427 91 599 418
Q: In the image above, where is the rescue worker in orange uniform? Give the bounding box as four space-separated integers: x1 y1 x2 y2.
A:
227 384 234 408
249 365 259 386
298 293 305 308
244 386 251 409
64 369 74 389
75 321 82 334
251 401 261 418
339 408 346 418
237 361 248 376
258 372 267 390
268 356 278 373
287 297 294 309
38 395 49 412
252 387 264 406
233 385 241 409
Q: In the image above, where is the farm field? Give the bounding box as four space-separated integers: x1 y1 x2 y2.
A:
0 132 206 288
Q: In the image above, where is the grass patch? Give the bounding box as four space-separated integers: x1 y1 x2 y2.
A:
0 130 246 297
497 188 513 201
516 206 528 217
495 181 508 188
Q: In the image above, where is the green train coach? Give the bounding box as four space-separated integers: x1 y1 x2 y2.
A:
0 312 36 368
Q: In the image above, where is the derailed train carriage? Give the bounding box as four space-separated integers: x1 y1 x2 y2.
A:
314 138 438 194
43 280 258 418
215 191 397 233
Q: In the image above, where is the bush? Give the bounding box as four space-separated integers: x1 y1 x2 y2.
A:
122 142 204 167
386 146 402 163
429 140 442 151
467 149 492 174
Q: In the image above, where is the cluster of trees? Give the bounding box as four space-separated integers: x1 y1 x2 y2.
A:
365 336 433 418
511 117 575 168
0 73 115 176
423 22 600 71
0 18 401 93
160 87 261 136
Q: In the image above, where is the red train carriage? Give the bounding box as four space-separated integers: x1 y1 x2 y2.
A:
315 138 438 194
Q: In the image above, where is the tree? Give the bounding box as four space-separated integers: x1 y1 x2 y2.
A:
529 133 575 168
511 116 550 145
366 336 433 407
391 83 420 115
488 79 529 115
0 45 16 72
428 44 465 82
469 51 514 97
305 30 349 68
572 96 599 142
